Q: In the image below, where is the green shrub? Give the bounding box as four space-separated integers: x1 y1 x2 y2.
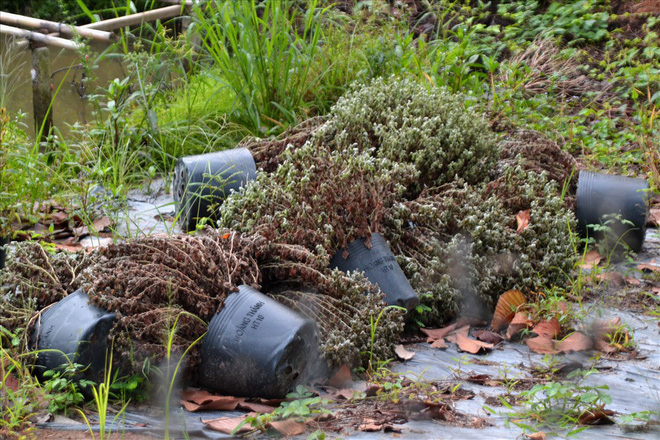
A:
326 76 498 194
384 163 577 325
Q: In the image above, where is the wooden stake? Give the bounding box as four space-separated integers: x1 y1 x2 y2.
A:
31 47 53 138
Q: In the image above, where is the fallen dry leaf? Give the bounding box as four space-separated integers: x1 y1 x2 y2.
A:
506 312 533 339
430 338 448 349
330 388 361 400
491 290 526 331
238 401 277 414
420 323 457 342
648 208 660 227
328 364 352 389
526 432 547 440
466 374 499 387
557 332 593 354
580 250 603 269
578 408 615 425
594 338 618 354
202 414 255 434
394 344 415 361
455 333 494 354
637 260 660 273
472 330 504 344
592 317 630 353
516 209 531 234
445 325 470 343
74 216 113 237
365 383 384 397
595 271 624 287
359 420 384 432
268 419 306 436
532 318 561 339
181 389 242 412
526 335 557 354
624 277 642 286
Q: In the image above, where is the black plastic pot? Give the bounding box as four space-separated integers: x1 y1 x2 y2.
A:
329 233 419 311
173 147 257 232
198 285 319 398
576 170 650 253
0 235 8 270
31 289 116 382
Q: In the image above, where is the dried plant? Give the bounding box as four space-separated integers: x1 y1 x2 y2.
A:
271 270 405 369
384 164 577 325
240 116 327 173
325 76 498 194
0 243 98 335
498 35 612 101
84 229 261 373
221 140 416 256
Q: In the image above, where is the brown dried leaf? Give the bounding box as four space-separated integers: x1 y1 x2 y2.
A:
638 260 660 272
594 338 618 354
328 364 352 389
238 401 277 414
456 333 494 354
420 323 457 342
578 408 615 425
181 389 243 412
466 374 497 386
394 344 415 361
595 272 624 287
624 277 642 286
202 414 254 434
430 338 448 349
359 420 383 432
74 216 113 237
472 330 504 344
532 318 561 339
648 208 660 227
491 290 526 331
365 384 383 397
526 335 557 354
557 332 593 353
268 419 306 436
445 325 470 343
516 209 531 234
580 250 603 269
525 432 547 440
506 312 533 339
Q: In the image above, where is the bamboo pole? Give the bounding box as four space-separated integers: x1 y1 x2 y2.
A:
0 12 115 42
82 5 187 31
0 24 82 50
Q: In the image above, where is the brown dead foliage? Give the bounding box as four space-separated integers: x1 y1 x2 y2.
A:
84 229 261 373
240 116 326 173
497 130 578 208
491 289 526 331
0 242 98 333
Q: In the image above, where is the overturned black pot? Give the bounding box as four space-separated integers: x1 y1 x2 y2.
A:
198 285 319 399
173 147 257 232
330 233 419 311
0 235 8 270
576 170 650 253
31 289 116 383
